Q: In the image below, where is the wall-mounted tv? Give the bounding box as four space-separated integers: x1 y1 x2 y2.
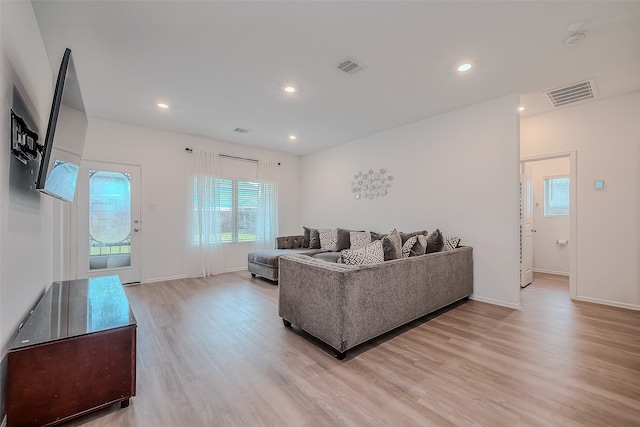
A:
36 48 87 203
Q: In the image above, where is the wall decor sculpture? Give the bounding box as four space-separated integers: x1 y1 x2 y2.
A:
351 168 393 200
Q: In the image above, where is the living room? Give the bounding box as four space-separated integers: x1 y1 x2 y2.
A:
1 1 639 426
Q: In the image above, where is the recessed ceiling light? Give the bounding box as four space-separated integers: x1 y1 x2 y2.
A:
288 135 297 141
518 106 525 112
457 63 472 72
284 86 296 93
157 103 169 109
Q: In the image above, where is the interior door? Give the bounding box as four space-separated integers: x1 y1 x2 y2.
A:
77 161 141 284
520 163 534 288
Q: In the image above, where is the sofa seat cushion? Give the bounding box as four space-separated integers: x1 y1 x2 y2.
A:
313 251 343 263
248 249 324 268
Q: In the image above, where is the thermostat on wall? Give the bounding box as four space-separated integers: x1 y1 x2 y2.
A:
594 180 605 190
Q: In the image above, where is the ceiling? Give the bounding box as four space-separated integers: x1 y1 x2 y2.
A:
32 1 640 156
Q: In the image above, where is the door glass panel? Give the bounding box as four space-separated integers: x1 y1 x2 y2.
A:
89 170 131 270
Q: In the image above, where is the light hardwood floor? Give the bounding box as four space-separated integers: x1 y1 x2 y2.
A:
63 272 640 426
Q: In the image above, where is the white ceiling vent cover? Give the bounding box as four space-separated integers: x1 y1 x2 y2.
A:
337 57 367 75
544 78 598 108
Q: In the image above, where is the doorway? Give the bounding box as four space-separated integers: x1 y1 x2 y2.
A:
520 152 577 299
75 160 142 284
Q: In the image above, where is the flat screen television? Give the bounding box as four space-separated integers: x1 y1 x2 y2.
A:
36 48 87 202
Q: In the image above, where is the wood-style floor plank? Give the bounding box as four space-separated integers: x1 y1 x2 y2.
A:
60 272 640 426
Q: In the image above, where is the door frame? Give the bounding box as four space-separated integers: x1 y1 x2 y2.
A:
520 151 577 299
72 159 143 284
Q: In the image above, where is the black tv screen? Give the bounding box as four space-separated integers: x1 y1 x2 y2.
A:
36 48 87 203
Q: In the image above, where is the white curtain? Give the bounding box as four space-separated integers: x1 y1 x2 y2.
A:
188 150 224 277
255 160 279 250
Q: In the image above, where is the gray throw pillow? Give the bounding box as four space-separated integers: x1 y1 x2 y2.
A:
400 230 428 245
303 226 311 248
410 234 428 257
382 230 402 260
370 231 388 241
426 229 444 253
336 228 355 251
308 228 321 249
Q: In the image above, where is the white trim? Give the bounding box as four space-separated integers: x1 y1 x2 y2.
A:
2 415 6 427
222 267 248 273
533 268 569 276
575 296 640 311
470 294 522 309
142 274 189 284
520 150 577 300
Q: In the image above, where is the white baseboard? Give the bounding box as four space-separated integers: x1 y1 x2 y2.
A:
532 268 569 276
222 267 248 273
470 294 522 310
142 274 189 284
575 296 640 311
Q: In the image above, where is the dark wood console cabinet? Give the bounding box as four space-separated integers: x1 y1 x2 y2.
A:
6 276 136 426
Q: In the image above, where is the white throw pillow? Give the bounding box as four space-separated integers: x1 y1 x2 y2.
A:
341 240 384 265
401 235 418 258
318 228 338 251
443 236 461 251
349 231 371 250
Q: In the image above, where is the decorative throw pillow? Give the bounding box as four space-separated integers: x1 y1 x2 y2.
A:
444 236 461 251
382 229 402 260
303 226 312 248
400 230 428 245
309 229 321 249
341 240 384 265
349 231 371 250
370 231 388 241
410 234 428 257
401 235 418 258
319 228 339 251
426 229 444 253
336 228 355 251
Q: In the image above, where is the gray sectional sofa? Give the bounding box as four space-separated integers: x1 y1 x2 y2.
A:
278 246 473 359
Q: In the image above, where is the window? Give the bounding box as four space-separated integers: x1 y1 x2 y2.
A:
192 177 270 244
544 175 570 217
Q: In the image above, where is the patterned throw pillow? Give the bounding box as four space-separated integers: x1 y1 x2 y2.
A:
349 231 371 250
319 228 338 251
401 235 418 258
444 236 461 251
341 240 384 265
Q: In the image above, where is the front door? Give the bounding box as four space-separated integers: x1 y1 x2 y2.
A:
77 161 141 284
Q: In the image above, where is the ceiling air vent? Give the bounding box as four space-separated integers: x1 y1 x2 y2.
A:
544 78 598 108
337 57 366 75
234 128 249 134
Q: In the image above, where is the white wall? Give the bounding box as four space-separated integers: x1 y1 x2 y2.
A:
529 157 570 275
521 92 640 310
301 94 522 308
0 0 54 353
82 118 301 282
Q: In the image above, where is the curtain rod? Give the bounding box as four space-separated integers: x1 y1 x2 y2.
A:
185 148 280 166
